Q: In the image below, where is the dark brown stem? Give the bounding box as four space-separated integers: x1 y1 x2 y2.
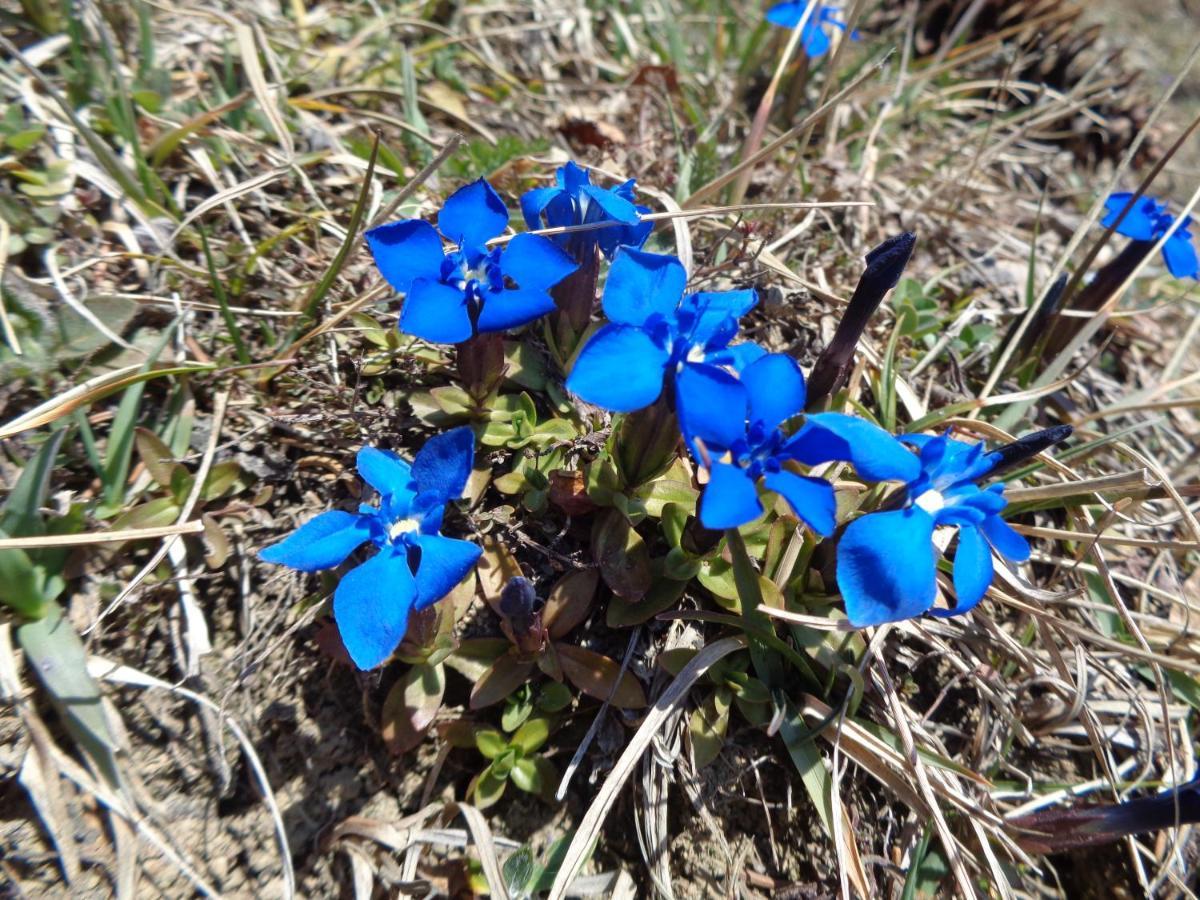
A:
1040 239 1154 359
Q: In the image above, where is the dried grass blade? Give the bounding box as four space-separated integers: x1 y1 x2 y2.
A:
452 803 508 900
0 362 215 440
547 635 748 900
0 521 205 550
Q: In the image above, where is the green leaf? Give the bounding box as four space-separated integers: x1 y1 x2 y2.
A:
510 755 557 799
4 125 46 152
471 764 508 809
0 543 50 618
511 716 551 754
697 557 738 602
613 399 679 487
502 844 537 896
491 747 519 779
502 688 534 733
109 496 181 531
17 603 121 788
632 478 698 518
530 836 573 894
134 427 185 491
689 689 731 768
1 430 65 537
503 340 549 391
200 460 243 501
475 728 507 759
606 577 687 628
536 680 572 713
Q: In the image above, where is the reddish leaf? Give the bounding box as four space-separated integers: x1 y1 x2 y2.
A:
548 469 594 516
470 650 536 710
477 537 525 618
314 620 353 667
556 644 646 709
590 509 651 601
381 663 445 755
544 568 599 640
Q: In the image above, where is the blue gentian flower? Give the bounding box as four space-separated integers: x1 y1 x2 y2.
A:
365 179 578 343
678 353 921 531
566 248 764 413
1102 192 1198 279
260 427 482 670
520 161 653 260
765 2 860 58
837 432 1041 628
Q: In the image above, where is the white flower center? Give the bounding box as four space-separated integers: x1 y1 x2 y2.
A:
388 517 421 541
914 489 946 514
685 344 707 364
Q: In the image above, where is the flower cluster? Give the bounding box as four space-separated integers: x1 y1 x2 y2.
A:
1102 191 1198 280
261 163 1072 673
766 2 860 58
566 241 1068 628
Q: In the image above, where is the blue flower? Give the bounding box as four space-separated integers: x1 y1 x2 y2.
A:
365 179 578 343
260 427 482 670
765 2 860 58
520 161 653 260
837 432 1039 628
566 248 763 413
678 353 921 532
1103 192 1198 279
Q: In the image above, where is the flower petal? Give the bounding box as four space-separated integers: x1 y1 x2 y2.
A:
802 20 832 58
766 1 805 27
601 248 686 326
1102 192 1160 241
938 524 992 617
333 548 416 670
357 447 414 500
707 341 768 371
400 279 474 343
837 508 937 627
437 179 509 256
789 413 921 482
741 353 806 431
682 290 758 349
476 286 557 333
412 425 475 503
581 182 641 224
412 533 482 610
981 515 1031 562
365 219 445 294
519 186 562 229
259 510 372 572
499 232 578 291
699 461 763 529
567 325 671 412
1163 230 1199 279
675 363 748 456
762 470 836 536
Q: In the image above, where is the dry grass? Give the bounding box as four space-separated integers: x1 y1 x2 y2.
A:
0 1 1198 897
